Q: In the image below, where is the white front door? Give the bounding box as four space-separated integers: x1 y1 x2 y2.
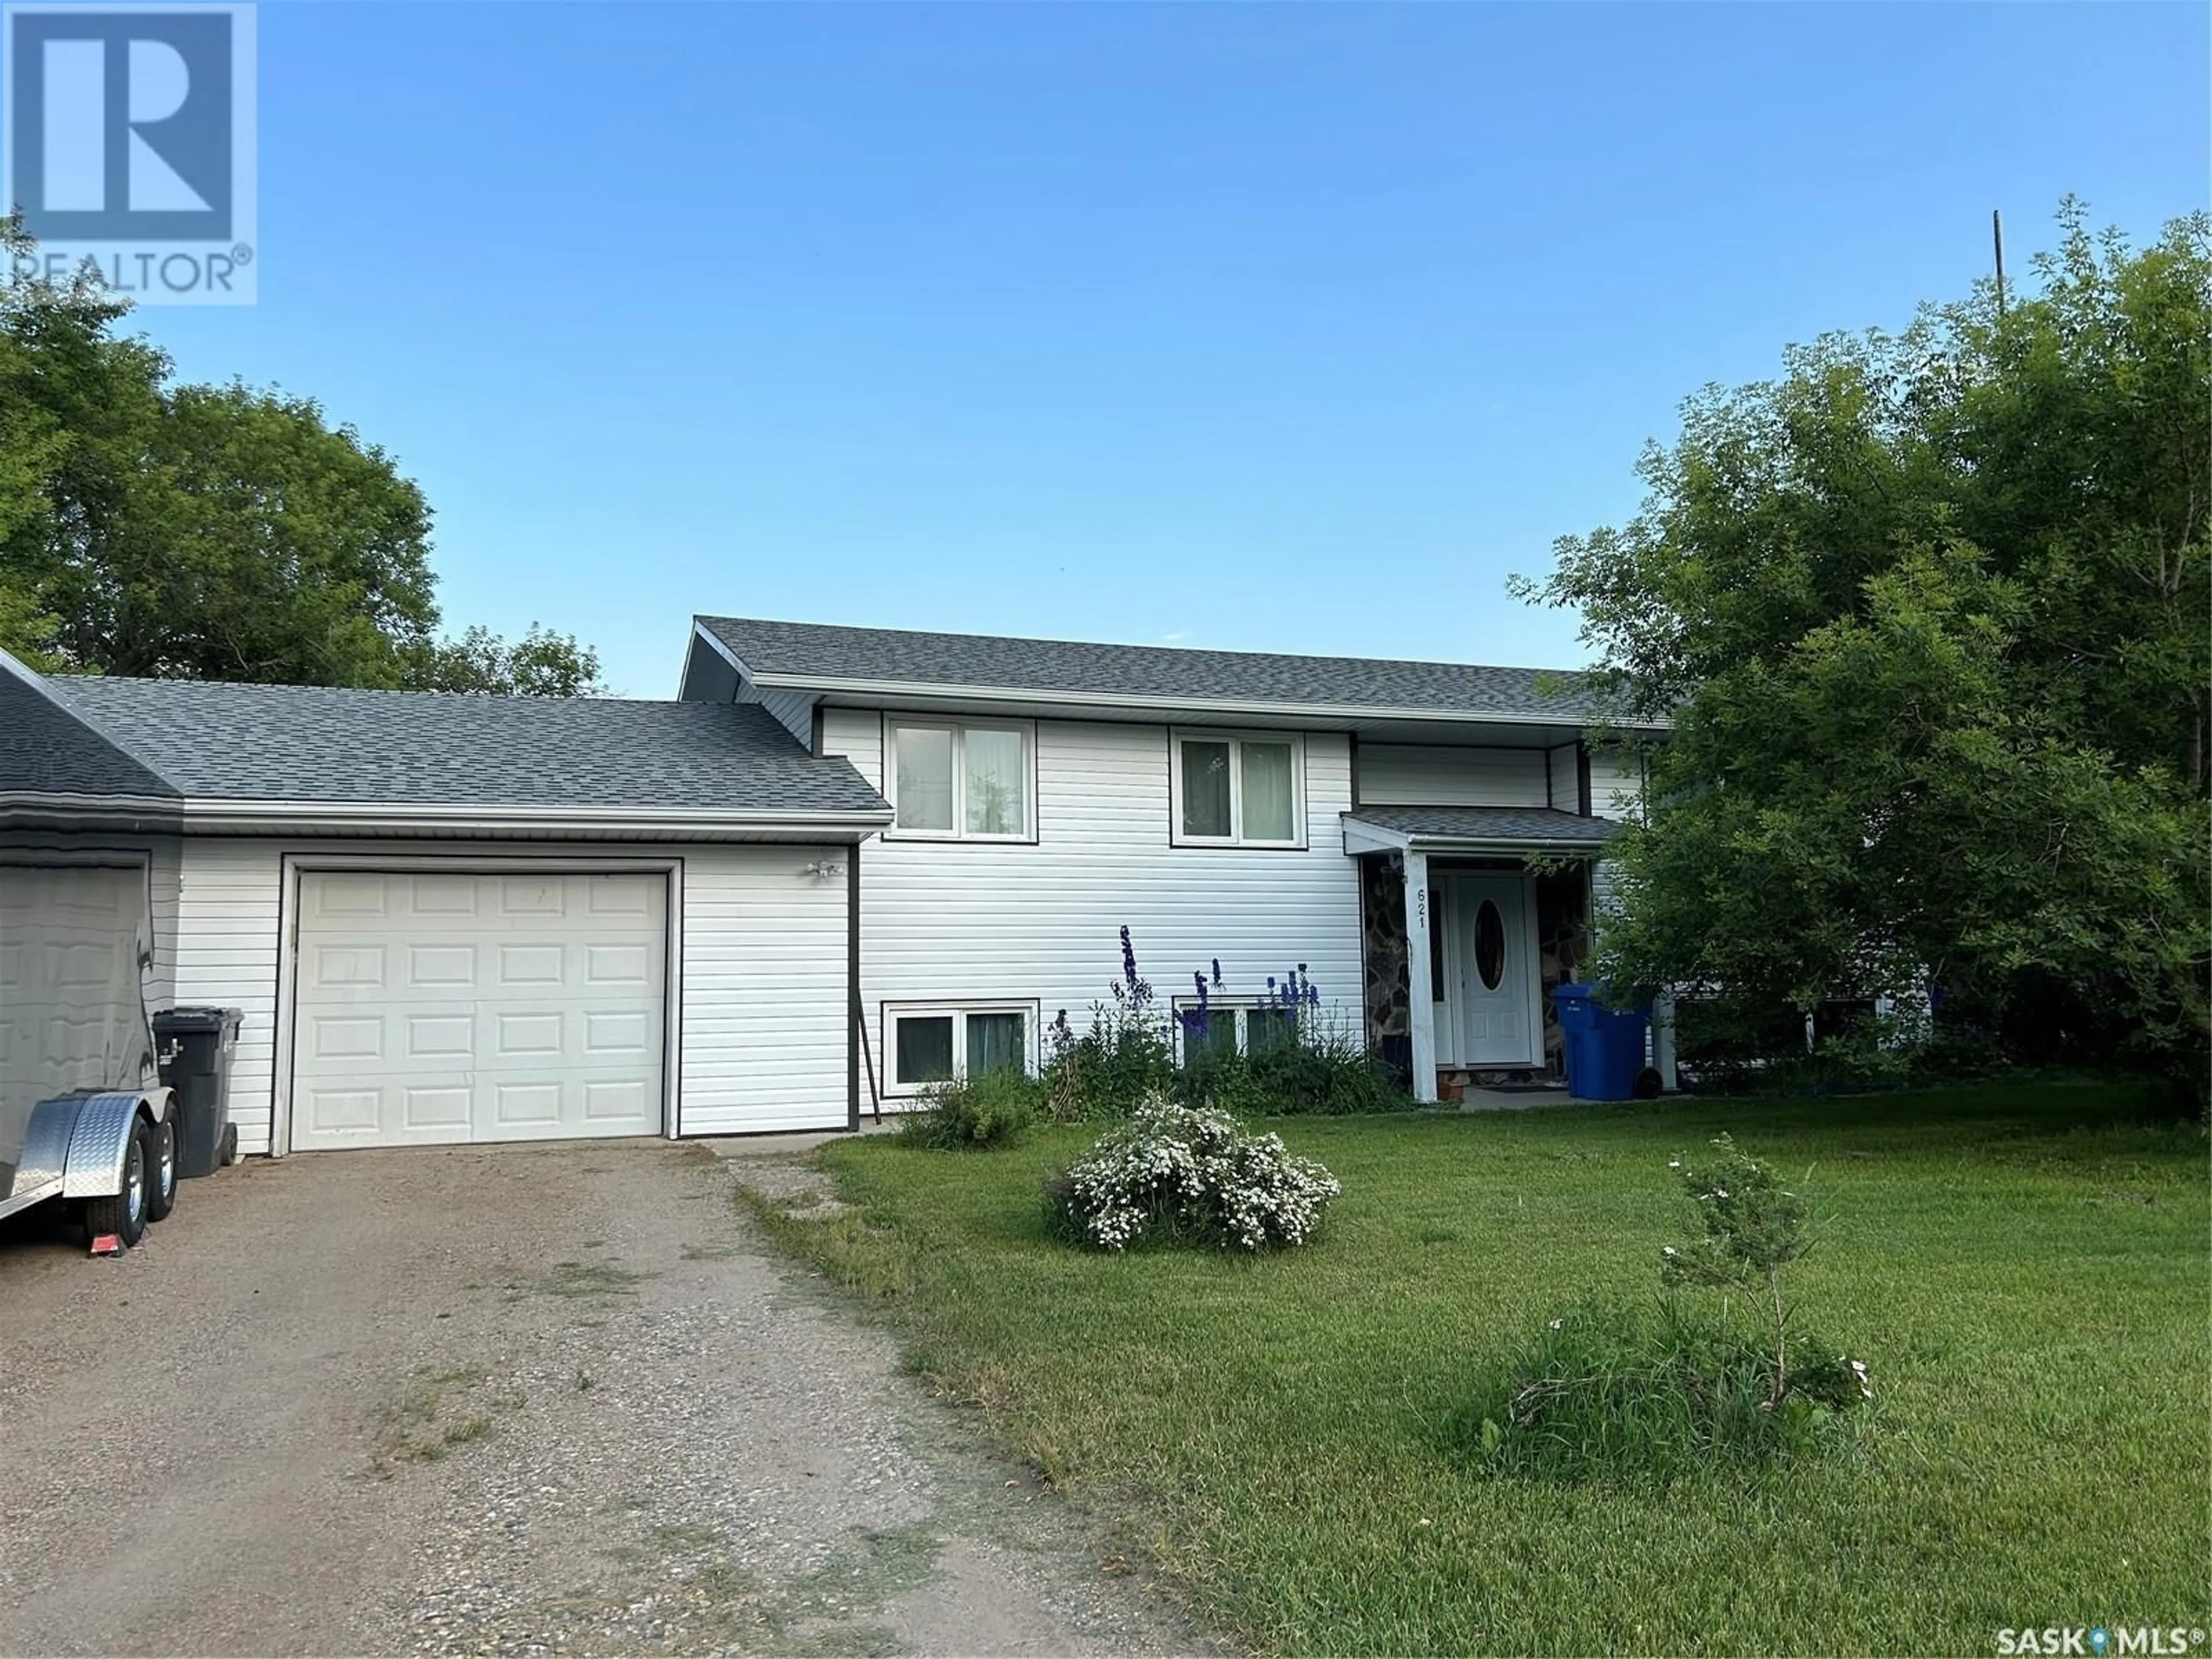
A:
290 870 666 1150
1445 874 1541 1067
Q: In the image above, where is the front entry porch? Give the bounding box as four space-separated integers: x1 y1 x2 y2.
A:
1343 806 1619 1103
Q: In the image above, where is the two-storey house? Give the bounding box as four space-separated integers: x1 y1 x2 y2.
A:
677 617 1654 1108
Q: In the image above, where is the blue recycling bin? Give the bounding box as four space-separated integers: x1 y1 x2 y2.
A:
1551 983 1650 1101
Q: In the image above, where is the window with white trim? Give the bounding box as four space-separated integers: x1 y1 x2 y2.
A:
887 720 1034 840
1171 999 1302 1065
1170 730 1304 847
885 1004 1036 1093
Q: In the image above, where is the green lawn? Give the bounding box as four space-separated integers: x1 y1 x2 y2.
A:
754 1084 2210 1656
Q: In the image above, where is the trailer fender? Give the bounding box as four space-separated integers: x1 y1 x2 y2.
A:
59 1088 173 1200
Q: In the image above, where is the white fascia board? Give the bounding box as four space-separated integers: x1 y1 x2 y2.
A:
175 797 893 839
1338 814 1609 859
753 671 1672 732
1411 838 1605 857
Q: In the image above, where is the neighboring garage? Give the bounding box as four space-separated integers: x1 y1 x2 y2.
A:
25 668 892 1153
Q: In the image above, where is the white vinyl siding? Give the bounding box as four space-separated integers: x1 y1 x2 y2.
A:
173 840 286 1157
1354 744 1548 808
679 844 850 1135
1588 744 1645 821
824 709 1363 1059
744 686 819 749
172 838 852 1154
1546 744 1581 812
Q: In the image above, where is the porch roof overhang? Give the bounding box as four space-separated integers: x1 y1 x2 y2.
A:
1340 805 1620 858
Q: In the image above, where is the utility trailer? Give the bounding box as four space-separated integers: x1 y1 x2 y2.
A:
0 859 183 1249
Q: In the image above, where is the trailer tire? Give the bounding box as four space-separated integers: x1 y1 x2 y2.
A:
81 1120 150 1248
146 1115 178 1222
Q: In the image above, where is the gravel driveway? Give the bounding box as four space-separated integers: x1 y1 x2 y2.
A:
0 1139 1202 1657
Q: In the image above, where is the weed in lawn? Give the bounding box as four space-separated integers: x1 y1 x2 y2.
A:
510 1259 652 1301
372 1363 494 1471
681 1238 749 1259
1452 1300 1866 1483
735 1184 911 1299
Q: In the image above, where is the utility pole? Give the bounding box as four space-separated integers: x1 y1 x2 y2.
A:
1993 209 2006 319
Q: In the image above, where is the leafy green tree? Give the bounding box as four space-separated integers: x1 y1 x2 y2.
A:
1517 201 2210 1075
1 219 601 694
407 623 605 697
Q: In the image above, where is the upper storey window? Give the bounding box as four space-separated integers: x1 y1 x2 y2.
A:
888 720 1034 840
1171 731 1304 848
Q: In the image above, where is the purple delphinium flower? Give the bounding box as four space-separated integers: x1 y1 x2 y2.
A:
1120 925 1139 990
1211 958 1223 988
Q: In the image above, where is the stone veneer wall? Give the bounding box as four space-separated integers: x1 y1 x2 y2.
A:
1358 853 1411 1046
1535 865 1592 1075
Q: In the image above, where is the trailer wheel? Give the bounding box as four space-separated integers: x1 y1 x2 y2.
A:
146 1115 178 1222
82 1120 151 1248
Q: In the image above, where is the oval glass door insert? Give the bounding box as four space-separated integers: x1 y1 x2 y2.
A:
1475 899 1506 991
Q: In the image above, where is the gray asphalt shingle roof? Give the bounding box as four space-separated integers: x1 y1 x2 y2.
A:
1342 805 1620 846
1 666 180 801
43 676 888 815
698 616 1624 722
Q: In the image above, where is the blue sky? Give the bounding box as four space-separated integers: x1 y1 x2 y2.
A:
132 2 2209 696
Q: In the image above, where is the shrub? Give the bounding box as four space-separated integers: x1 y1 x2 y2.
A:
1460 1134 1871 1480
1240 1007 1408 1115
1043 1095 1342 1251
898 1067 1044 1150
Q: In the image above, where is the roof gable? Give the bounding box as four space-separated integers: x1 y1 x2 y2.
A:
0 657 180 802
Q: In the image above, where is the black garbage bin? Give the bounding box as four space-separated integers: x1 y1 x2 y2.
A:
154 1006 243 1177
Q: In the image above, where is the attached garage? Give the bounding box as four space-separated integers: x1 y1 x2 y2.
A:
28 673 893 1152
290 869 669 1150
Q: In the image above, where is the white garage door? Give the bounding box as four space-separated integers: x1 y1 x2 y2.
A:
291 870 667 1150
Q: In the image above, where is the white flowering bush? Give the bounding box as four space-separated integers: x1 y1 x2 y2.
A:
1044 1095 1342 1252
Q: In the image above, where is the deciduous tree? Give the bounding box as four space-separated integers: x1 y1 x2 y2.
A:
1 219 601 694
1517 201 2210 1075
